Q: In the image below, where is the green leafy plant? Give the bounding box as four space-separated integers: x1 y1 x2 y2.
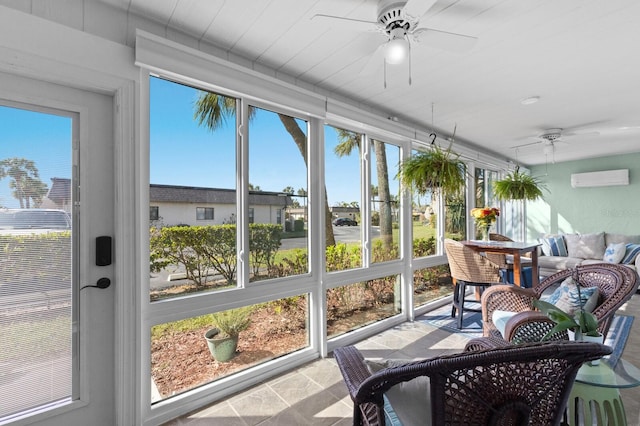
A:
493 166 546 201
533 272 600 340
399 142 466 196
210 307 252 338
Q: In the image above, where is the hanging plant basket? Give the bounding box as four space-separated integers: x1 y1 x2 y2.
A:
493 166 546 201
399 143 466 196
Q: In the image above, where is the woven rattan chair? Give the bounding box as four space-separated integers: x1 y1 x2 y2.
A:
334 340 611 426
444 239 502 328
481 263 639 343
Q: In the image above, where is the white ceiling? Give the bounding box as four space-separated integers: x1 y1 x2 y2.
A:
102 0 640 166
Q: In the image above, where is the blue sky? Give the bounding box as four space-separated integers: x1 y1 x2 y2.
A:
150 76 393 206
0 78 403 210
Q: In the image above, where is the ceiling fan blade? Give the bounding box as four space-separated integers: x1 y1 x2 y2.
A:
311 14 379 32
412 28 477 52
402 0 439 20
510 140 542 149
562 130 600 138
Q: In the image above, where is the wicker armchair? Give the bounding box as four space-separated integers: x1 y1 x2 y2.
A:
444 239 502 328
334 341 611 426
481 263 639 343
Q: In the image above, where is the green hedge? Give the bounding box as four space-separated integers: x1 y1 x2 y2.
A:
150 224 282 288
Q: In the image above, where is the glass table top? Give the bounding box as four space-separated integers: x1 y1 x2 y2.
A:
575 358 640 389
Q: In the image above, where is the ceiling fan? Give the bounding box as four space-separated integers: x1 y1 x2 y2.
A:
510 127 600 150
312 0 477 84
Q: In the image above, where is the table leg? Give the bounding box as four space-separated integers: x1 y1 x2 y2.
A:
512 253 522 287
531 249 540 288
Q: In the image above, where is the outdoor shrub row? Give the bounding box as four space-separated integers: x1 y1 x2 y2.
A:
0 233 71 294
149 224 282 288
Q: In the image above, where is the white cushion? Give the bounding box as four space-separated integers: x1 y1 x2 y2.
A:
603 242 626 264
492 310 517 337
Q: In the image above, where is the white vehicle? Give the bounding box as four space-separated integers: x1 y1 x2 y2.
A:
0 208 71 235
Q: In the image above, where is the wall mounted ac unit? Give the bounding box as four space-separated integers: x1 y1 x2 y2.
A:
570 169 629 188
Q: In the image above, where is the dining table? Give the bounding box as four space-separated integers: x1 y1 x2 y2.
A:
460 240 541 288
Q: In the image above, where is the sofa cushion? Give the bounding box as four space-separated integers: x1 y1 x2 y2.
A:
539 235 568 256
603 243 626 264
538 256 583 271
544 276 599 315
622 243 640 265
564 232 606 260
605 233 640 246
366 359 431 426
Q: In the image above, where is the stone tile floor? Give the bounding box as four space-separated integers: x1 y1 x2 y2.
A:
166 294 640 425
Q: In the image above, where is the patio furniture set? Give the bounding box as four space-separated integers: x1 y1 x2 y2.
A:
334 235 640 425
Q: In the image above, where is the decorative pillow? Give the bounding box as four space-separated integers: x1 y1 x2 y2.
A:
366 359 431 426
603 243 626 264
544 277 599 314
621 243 640 265
564 232 606 259
539 236 568 257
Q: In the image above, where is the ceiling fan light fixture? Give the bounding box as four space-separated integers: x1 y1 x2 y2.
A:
385 36 408 64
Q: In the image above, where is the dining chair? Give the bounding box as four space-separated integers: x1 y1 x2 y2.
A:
444 238 503 328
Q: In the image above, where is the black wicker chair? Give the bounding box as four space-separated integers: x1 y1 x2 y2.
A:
334 340 611 426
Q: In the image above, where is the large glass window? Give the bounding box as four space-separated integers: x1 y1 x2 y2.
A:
0 105 74 420
474 167 499 239
370 140 401 264
325 125 363 272
326 275 401 338
151 295 309 402
248 106 308 282
149 77 238 299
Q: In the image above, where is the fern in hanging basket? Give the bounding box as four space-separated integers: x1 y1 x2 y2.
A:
493 166 546 201
399 143 466 196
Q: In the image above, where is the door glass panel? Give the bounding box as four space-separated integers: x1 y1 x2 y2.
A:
325 125 362 272
248 106 308 282
0 105 74 420
149 77 238 300
370 140 400 264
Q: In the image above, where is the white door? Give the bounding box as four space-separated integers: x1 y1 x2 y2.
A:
0 72 116 425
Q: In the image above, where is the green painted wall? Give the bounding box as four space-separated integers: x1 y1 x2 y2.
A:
527 152 640 240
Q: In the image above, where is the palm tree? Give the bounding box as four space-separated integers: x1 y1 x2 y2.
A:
334 130 394 250
194 92 336 246
0 157 47 208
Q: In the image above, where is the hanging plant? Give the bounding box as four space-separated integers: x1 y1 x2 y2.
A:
399 140 466 196
493 166 546 201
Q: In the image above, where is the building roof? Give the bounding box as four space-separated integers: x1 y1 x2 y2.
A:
150 184 289 206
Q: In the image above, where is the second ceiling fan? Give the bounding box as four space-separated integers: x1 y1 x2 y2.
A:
312 0 477 84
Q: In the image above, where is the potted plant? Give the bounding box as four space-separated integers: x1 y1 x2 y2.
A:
493 165 546 201
204 307 252 362
399 142 466 196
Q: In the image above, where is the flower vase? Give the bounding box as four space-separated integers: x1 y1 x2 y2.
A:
481 225 491 242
